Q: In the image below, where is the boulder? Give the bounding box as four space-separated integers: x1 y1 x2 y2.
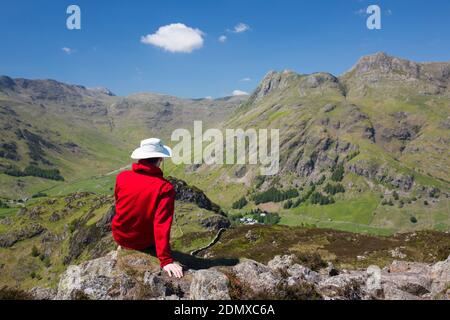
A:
233 260 280 294
189 269 230 300
430 256 450 294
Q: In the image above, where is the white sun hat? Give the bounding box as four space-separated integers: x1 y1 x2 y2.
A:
131 138 172 160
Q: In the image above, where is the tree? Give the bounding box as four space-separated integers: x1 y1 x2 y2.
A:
331 164 345 182
324 183 345 195
310 192 335 205
0 199 9 209
253 188 299 204
283 199 293 209
232 197 248 209
31 245 40 257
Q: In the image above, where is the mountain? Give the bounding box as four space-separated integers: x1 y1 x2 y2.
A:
0 52 449 299
173 52 450 234
0 76 246 198
0 53 449 236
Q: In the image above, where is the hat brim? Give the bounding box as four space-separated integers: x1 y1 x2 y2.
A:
130 145 172 160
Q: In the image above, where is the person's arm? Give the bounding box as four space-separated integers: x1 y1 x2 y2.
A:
153 183 175 268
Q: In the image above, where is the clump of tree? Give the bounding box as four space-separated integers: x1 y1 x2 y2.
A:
231 209 281 225
310 192 335 205
331 163 345 182
255 212 280 225
3 165 24 177
283 199 293 209
410 216 418 224
381 199 394 206
292 186 316 208
232 197 248 209
0 199 9 209
253 187 299 205
24 166 64 181
3 165 64 181
324 183 345 195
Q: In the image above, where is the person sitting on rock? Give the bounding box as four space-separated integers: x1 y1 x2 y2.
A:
112 138 183 278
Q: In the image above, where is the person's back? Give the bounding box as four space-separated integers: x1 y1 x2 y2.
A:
112 160 175 265
112 138 183 278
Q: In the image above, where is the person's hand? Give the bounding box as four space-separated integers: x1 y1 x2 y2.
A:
163 262 183 278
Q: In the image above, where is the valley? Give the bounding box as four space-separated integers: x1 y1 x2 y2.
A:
0 52 449 297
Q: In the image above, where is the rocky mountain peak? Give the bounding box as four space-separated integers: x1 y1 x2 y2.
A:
250 70 299 102
348 52 421 78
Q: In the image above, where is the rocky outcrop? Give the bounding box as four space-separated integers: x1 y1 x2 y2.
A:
0 223 45 248
167 177 222 213
250 70 298 102
49 252 450 300
347 161 415 191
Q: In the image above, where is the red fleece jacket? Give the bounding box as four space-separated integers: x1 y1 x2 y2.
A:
112 160 175 267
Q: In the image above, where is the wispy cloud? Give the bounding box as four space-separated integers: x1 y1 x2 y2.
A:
62 47 75 55
232 89 249 96
227 22 251 34
218 35 227 43
233 23 250 33
239 77 251 82
141 23 204 53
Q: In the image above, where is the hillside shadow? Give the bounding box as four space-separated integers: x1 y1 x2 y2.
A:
138 247 239 270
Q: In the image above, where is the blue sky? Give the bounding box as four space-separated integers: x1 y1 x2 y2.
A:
0 0 449 98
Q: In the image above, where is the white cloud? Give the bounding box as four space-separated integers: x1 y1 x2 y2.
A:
62 47 75 55
233 23 250 33
205 96 213 100
218 35 227 43
141 23 204 53
240 77 251 82
232 90 249 96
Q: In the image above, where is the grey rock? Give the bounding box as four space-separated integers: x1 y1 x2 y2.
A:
189 269 230 300
233 260 280 294
430 256 450 294
29 287 57 300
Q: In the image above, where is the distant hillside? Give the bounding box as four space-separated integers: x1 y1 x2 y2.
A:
173 52 450 234
0 76 246 199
